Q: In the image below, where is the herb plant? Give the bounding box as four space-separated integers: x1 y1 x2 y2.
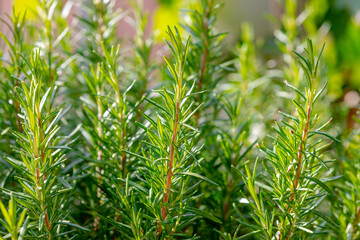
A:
239 39 337 239
0 0 358 239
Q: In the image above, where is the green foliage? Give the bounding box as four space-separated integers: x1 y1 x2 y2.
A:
77 0 124 62
239 40 337 239
103 26 220 239
0 8 27 144
127 0 157 106
4 50 85 239
330 118 360 239
0 0 358 239
0 194 28 240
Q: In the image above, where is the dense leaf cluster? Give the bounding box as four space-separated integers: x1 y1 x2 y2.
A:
0 0 358 240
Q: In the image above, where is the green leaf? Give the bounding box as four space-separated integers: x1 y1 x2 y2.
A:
57 176 72 189
293 99 306 120
177 172 219 186
298 226 313 233
304 176 335 197
313 210 339 229
0 200 11 226
309 131 340 142
313 78 328 104
18 216 29 240
54 221 90 231
145 97 172 117
284 80 306 101
187 207 222 224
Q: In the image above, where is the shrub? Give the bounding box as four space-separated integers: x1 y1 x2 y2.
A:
0 0 358 239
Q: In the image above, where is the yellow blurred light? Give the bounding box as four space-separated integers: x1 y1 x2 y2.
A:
14 0 39 19
153 0 199 42
154 2 182 41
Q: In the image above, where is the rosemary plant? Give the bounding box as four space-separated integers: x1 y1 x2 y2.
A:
273 0 301 88
215 95 256 234
127 0 156 109
330 118 360 239
1 0 358 239
0 9 27 136
238 39 338 239
180 1 241 237
149 27 200 237
230 23 271 140
181 0 228 124
4 50 86 238
34 0 66 89
77 0 125 235
272 0 332 128
0 10 28 197
83 44 136 238
105 26 220 239
77 0 124 62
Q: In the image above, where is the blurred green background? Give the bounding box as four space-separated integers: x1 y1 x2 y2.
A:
1 0 359 129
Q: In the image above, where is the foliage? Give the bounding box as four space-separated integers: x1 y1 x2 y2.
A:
0 193 28 240
238 39 338 240
0 0 359 239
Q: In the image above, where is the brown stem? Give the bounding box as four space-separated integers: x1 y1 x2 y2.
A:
285 228 293 240
38 118 45 164
282 97 312 239
353 207 360 236
157 100 180 237
45 208 51 232
290 106 311 202
37 114 51 236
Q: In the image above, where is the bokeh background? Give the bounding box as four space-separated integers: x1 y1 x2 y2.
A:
0 0 275 41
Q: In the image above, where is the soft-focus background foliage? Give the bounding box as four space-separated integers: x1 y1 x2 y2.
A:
4 0 360 106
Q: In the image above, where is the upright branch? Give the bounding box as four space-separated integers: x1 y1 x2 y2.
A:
6 50 84 239
0 9 27 133
99 43 130 177
159 26 190 234
240 39 338 240
129 0 156 121
198 0 213 92
126 25 219 239
82 62 105 233
289 39 324 202
35 0 71 106
220 96 256 226
78 0 124 234
181 0 226 124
